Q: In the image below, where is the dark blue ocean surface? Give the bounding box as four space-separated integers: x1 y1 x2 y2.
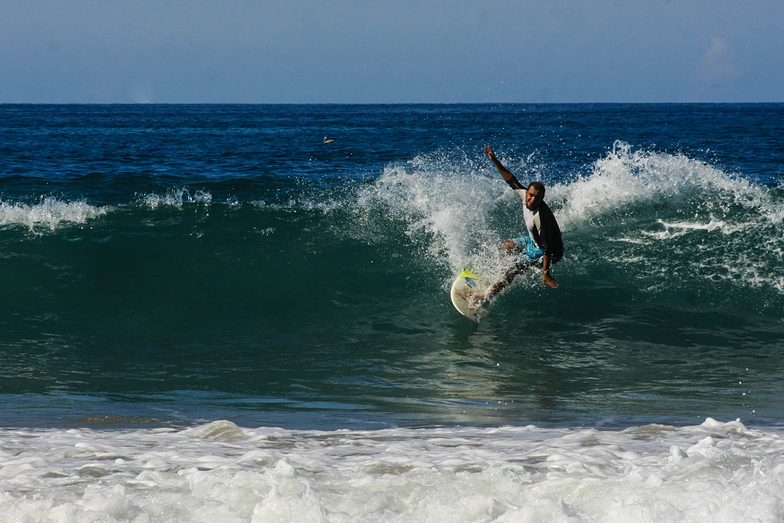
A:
1 104 783 429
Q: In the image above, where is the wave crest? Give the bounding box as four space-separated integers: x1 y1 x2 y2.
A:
552 140 767 229
138 188 213 209
0 198 107 232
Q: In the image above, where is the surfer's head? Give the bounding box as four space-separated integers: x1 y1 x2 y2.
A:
525 182 545 211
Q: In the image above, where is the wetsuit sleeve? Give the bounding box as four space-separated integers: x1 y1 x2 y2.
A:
537 205 564 259
505 175 525 191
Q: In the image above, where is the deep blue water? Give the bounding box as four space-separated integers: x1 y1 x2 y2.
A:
1 103 783 429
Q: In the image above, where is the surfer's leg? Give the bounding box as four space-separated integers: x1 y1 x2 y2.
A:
486 263 530 301
469 239 531 308
470 237 540 308
470 263 531 308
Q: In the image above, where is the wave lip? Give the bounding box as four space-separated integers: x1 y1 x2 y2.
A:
137 188 214 209
552 140 769 229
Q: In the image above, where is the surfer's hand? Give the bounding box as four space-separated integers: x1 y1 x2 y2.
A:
542 273 559 289
484 146 497 162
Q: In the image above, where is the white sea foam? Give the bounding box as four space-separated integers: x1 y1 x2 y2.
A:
0 198 107 232
640 218 746 240
0 418 782 522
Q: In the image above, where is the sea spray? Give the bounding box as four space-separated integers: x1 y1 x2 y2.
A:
356 151 553 287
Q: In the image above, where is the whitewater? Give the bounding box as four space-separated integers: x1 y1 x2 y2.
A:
2 418 783 522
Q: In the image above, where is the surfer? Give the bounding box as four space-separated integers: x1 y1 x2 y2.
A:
473 146 564 306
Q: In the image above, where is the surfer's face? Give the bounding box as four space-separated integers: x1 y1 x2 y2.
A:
525 187 542 210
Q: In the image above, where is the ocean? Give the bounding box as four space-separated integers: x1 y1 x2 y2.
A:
1 103 783 521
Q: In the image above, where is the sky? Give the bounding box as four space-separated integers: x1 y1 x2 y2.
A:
1 0 782 103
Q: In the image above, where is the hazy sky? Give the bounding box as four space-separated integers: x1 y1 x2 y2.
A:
2 0 782 103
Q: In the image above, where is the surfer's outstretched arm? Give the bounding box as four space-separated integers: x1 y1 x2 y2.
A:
484 146 517 184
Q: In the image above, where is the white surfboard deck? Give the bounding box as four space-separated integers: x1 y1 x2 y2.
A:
450 270 487 323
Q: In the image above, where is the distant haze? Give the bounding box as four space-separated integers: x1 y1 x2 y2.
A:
1 0 782 103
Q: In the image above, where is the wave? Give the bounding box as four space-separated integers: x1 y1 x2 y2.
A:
356 143 784 302
3 142 783 303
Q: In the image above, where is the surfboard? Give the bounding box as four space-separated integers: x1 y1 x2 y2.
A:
450 270 487 323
